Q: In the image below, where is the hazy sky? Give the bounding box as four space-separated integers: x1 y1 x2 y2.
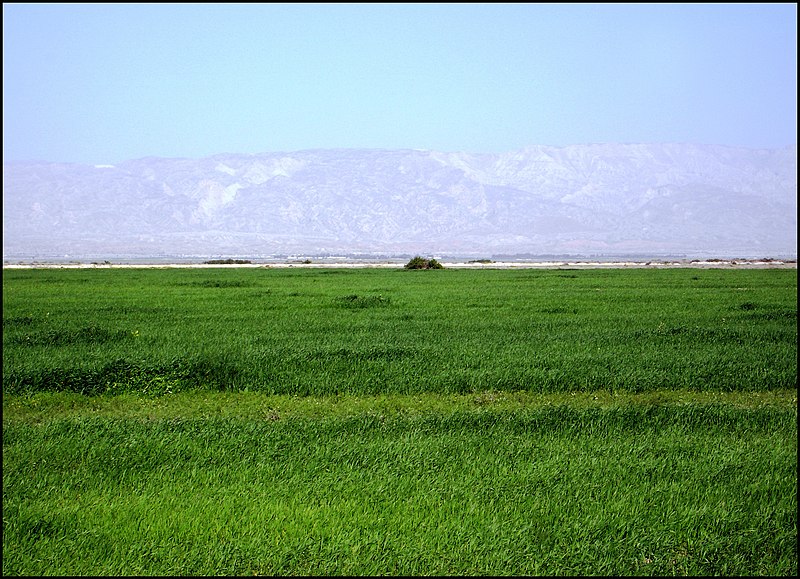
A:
3 3 797 165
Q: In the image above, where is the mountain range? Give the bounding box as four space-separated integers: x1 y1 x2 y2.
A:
2 143 796 259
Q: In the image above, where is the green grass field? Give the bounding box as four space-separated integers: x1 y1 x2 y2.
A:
3 267 797 396
2 267 797 575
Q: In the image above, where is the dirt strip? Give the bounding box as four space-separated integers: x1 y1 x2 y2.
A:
3 259 797 270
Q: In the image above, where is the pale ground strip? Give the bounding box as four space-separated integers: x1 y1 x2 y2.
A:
2 259 797 270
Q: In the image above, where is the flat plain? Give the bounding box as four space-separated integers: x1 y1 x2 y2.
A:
2 266 797 575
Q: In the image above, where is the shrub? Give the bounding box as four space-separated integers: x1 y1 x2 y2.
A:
405 256 444 270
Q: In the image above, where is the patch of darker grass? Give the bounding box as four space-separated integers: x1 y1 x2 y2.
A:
96 305 170 315
3 356 243 396
182 280 250 288
3 315 36 327
539 307 578 314
7 326 131 347
333 294 392 309
747 309 797 321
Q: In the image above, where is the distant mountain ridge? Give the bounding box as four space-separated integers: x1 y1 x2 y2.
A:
3 143 796 259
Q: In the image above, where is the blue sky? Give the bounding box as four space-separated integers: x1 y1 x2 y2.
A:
3 3 797 165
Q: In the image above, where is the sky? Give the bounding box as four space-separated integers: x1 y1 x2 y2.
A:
3 2 797 165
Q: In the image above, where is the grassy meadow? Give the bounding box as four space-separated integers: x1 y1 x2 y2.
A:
2 266 797 575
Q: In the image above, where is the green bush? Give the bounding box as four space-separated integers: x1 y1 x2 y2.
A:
404 256 444 269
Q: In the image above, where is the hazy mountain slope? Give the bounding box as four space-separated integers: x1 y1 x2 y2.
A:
3 144 796 258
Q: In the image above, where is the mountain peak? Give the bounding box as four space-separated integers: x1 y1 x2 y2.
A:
3 144 796 259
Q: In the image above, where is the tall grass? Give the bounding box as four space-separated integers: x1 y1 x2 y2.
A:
3 267 797 396
3 267 797 575
3 404 796 575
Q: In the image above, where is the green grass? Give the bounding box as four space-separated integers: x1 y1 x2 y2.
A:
3 388 796 425
2 267 797 575
2 267 797 396
3 402 796 575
